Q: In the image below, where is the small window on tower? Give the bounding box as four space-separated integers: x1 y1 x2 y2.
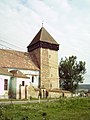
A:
32 76 34 83
49 55 51 58
22 81 25 86
51 74 53 77
50 83 52 89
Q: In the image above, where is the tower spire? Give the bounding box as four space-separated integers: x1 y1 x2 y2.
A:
42 21 43 27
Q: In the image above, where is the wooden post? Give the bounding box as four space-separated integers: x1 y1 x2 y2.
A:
39 96 40 103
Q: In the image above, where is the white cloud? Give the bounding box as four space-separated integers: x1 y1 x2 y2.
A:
0 0 42 50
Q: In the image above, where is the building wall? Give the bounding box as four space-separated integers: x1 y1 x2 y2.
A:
40 48 59 89
28 85 39 98
16 77 29 99
9 69 39 99
9 77 17 99
29 48 40 68
48 92 62 98
3 69 39 99
29 47 59 89
48 91 71 98
20 69 39 87
0 69 39 99
40 48 49 88
16 69 39 99
0 75 10 99
48 49 59 88
8 68 39 87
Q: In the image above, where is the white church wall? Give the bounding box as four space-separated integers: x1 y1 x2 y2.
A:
8 69 39 87
16 77 30 99
20 69 39 87
0 75 10 99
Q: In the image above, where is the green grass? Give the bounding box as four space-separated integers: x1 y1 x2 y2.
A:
0 97 90 120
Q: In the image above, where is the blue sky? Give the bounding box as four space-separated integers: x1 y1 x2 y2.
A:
0 0 90 84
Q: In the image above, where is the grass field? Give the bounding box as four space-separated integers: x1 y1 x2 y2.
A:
0 97 90 120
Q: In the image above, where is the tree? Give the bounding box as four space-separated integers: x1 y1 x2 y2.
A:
59 55 86 93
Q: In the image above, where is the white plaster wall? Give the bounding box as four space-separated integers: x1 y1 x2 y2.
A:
0 75 10 99
8 69 39 87
20 70 39 76
20 70 39 87
27 75 39 87
16 76 39 99
16 78 30 99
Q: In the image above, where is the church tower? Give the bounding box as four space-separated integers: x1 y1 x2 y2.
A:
27 27 59 89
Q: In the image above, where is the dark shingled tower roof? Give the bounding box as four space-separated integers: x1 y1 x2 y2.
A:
27 27 59 51
28 27 59 47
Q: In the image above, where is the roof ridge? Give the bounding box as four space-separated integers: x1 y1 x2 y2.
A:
0 48 26 53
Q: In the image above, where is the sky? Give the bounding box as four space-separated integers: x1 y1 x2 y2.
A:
0 0 90 84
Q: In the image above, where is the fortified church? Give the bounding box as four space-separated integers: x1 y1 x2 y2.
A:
27 27 59 89
0 27 71 99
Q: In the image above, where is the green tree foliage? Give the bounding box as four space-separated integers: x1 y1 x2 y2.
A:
59 56 86 93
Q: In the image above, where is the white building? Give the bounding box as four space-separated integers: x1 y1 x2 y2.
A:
0 48 39 99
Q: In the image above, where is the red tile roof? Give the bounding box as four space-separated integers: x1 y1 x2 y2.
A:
10 70 29 78
0 68 12 76
0 49 39 70
0 68 29 78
